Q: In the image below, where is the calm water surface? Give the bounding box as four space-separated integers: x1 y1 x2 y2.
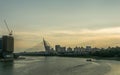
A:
0 56 120 75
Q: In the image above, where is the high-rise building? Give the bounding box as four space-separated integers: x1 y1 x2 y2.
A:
61 47 66 52
0 38 2 52
86 46 91 51
2 36 14 58
67 47 72 52
2 35 14 53
74 47 79 52
55 45 61 52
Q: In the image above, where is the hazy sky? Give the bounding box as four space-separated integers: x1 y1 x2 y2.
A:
0 0 120 51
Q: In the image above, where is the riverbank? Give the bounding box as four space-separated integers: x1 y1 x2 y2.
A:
17 54 120 61
91 57 120 61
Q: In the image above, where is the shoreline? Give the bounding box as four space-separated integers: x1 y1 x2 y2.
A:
16 55 120 62
18 55 120 61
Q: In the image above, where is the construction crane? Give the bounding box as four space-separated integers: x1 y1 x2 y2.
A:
4 20 13 36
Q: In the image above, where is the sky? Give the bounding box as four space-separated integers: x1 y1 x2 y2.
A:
0 0 120 52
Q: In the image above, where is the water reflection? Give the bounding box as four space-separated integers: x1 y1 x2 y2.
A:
0 61 14 75
0 57 119 75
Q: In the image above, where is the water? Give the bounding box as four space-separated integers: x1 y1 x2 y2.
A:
0 56 120 75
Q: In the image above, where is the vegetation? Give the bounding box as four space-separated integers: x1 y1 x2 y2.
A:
91 46 120 57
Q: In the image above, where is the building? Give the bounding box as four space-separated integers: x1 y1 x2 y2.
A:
55 45 67 53
74 47 81 52
55 45 61 52
61 47 66 53
0 38 2 57
67 47 72 52
0 38 2 53
1 35 14 58
86 46 92 51
2 36 14 53
74 46 82 54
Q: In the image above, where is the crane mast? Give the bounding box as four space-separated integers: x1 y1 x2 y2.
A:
4 20 12 36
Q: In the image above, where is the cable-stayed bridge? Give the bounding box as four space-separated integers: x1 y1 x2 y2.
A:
25 39 53 52
15 38 55 56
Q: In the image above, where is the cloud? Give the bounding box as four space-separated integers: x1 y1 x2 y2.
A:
51 27 120 35
13 27 120 52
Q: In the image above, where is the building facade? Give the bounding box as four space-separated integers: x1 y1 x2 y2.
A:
1 35 14 58
0 38 2 53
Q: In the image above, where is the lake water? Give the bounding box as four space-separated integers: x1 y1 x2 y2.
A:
0 56 120 75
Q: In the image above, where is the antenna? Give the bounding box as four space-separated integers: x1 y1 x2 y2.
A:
4 20 12 36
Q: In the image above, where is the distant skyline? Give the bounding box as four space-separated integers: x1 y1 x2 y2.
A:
0 0 120 52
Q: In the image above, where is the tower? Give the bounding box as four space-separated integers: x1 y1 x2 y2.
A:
43 38 51 52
